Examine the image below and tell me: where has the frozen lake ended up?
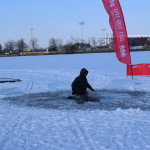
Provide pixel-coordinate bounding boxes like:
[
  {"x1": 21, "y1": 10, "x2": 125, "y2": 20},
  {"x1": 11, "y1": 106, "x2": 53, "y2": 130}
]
[{"x1": 0, "y1": 52, "x2": 150, "y2": 150}]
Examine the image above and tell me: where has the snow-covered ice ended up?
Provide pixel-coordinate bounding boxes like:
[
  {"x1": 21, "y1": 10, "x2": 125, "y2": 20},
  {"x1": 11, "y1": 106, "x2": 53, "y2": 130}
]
[{"x1": 0, "y1": 51, "x2": 150, "y2": 150}]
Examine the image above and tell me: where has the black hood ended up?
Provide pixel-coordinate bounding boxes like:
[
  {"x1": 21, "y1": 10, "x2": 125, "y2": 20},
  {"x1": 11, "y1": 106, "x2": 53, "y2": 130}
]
[{"x1": 80, "y1": 68, "x2": 88, "y2": 76}]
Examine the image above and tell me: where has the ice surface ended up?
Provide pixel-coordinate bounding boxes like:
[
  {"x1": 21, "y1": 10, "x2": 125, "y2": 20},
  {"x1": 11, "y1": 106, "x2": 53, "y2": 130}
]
[{"x1": 0, "y1": 52, "x2": 150, "y2": 150}]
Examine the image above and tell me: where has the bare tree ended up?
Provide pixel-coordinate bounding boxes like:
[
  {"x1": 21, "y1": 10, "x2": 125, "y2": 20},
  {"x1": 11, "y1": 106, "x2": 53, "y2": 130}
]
[
  {"x1": 0, "y1": 44, "x2": 3, "y2": 54},
  {"x1": 56, "y1": 38, "x2": 63, "y2": 51},
  {"x1": 97, "y1": 38, "x2": 101, "y2": 46},
  {"x1": 16, "y1": 38, "x2": 28, "y2": 54},
  {"x1": 70, "y1": 37, "x2": 80, "y2": 44},
  {"x1": 4, "y1": 40, "x2": 15, "y2": 54},
  {"x1": 30, "y1": 38, "x2": 39, "y2": 51},
  {"x1": 89, "y1": 37, "x2": 97, "y2": 48},
  {"x1": 88, "y1": 38, "x2": 92, "y2": 46},
  {"x1": 48, "y1": 38, "x2": 57, "y2": 51},
  {"x1": 64, "y1": 41, "x2": 74, "y2": 54}
]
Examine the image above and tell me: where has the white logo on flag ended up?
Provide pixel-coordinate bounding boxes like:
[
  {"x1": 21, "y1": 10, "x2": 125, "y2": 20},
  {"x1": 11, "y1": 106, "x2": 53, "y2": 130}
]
[
  {"x1": 133, "y1": 65, "x2": 140, "y2": 69},
  {"x1": 120, "y1": 45, "x2": 126, "y2": 58},
  {"x1": 109, "y1": 0, "x2": 115, "y2": 7}
]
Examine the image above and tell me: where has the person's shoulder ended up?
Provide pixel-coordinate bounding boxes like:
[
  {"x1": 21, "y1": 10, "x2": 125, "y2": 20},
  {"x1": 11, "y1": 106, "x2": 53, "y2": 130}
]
[
  {"x1": 74, "y1": 76, "x2": 80, "y2": 80},
  {"x1": 76, "y1": 76, "x2": 81, "y2": 79}
]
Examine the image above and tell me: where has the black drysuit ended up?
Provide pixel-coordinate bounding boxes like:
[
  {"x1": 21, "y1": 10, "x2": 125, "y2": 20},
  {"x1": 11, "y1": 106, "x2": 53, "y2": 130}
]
[{"x1": 71, "y1": 68, "x2": 94, "y2": 95}]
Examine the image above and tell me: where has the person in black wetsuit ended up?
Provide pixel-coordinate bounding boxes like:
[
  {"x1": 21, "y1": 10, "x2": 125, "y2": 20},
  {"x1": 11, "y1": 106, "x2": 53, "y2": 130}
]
[{"x1": 71, "y1": 68, "x2": 94, "y2": 100}]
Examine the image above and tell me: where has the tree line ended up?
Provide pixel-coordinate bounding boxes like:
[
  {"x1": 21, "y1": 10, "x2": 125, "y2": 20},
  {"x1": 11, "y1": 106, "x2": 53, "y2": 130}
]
[
  {"x1": 0, "y1": 37, "x2": 113, "y2": 55},
  {"x1": 0, "y1": 38, "x2": 39, "y2": 55}
]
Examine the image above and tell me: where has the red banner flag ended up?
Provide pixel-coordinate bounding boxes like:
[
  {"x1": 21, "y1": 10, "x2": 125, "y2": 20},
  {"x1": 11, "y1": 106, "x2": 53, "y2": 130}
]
[
  {"x1": 127, "y1": 64, "x2": 150, "y2": 76},
  {"x1": 102, "y1": 0, "x2": 131, "y2": 64}
]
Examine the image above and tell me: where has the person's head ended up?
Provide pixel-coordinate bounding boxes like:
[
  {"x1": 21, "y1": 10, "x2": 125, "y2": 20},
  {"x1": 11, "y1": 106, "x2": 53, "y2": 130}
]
[{"x1": 80, "y1": 68, "x2": 88, "y2": 77}]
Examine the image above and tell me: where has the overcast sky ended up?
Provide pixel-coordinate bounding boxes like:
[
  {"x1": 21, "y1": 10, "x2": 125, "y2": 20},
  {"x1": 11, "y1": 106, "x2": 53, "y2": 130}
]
[{"x1": 1, "y1": 0, "x2": 150, "y2": 47}]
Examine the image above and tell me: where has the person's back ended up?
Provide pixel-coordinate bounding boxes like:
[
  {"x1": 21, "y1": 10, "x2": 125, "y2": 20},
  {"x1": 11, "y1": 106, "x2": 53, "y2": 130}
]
[{"x1": 71, "y1": 68, "x2": 94, "y2": 95}]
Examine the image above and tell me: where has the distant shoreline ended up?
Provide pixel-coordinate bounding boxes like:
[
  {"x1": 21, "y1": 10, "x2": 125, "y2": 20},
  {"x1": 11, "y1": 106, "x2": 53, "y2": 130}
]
[{"x1": 0, "y1": 49, "x2": 150, "y2": 57}]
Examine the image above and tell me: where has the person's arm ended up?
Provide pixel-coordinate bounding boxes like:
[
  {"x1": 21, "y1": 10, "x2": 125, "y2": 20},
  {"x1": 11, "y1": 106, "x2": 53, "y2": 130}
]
[{"x1": 86, "y1": 79, "x2": 94, "y2": 91}]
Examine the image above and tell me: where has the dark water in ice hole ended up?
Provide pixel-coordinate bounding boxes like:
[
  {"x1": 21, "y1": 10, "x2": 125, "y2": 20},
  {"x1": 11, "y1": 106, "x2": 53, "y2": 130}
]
[{"x1": 2, "y1": 89, "x2": 150, "y2": 111}]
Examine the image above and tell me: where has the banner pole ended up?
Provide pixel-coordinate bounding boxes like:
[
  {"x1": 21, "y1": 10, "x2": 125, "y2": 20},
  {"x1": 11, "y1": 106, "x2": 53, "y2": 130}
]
[
  {"x1": 130, "y1": 64, "x2": 134, "y2": 79},
  {"x1": 129, "y1": 49, "x2": 133, "y2": 79}
]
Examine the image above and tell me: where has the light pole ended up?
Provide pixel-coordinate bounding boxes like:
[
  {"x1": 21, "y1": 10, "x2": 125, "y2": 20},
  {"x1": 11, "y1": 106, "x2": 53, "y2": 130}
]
[
  {"x1": 31, "y1": 27, "x2": 33, "y2": 39},
  {"x1": 79, "y1": 22, "x2": 85, "y2": 43},
  {"x1": 102, "y1": 28, "x2": 106, "y2": 45}
]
